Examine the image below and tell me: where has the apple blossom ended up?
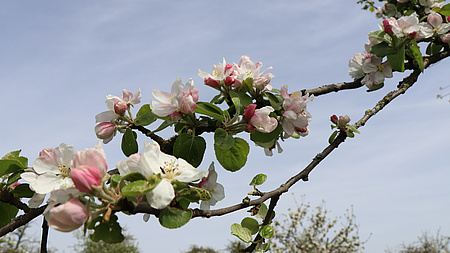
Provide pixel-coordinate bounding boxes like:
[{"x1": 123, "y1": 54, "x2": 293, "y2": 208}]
[
  {"x1": 70, "y1": 165, "x2": 102, "y2": 193},
  {"x1": 116, "y1": 140, "x2": 208, "y2": 209},
  {"x1": 47, "y1": 198, "x2": 88, "y2": 232},
  {"x1": 94, "y1": 89, "x2": 141, "y2": 144},
  {"x1": 198, "y1": 58, "x2": 238, "y2": 88},
  {"x1": 72, "y1": 141, "x2": 107, "y2": 178},
  {"x1": 243, "y1": 104, "x2": 278, "y2": 134},
  {"x1": 384, "y1": 15, "x2": 421, "y2": 39},
  {"x1": 280, "y1": 84, "x2": 313, "y2": 137},
  {"x1": 420, "y1": 12, "x2": 450, "y2": 39},
  {"x1": 198, "y1": 162, "x2": 225, "y2": 210},
  {"x1": 150, "y1": 77, "x2": 199, "y2": 117},
  {"x1": 348, "y1": 53, "x2": 370, "y2": 79},
  {"x1": 94, "y1": 122, "x2": 116, "y2": 143},
  {"x1": 235, "y1": 55, "x2": 274, "y2": 90},
  {"x1": 21, "y1": 143, "x2": 75, "y2": 194}
]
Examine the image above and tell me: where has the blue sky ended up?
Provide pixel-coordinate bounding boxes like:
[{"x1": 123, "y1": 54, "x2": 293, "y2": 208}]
[{"x1": 1, "y1": 1, "x2": 450, "y2": 252}]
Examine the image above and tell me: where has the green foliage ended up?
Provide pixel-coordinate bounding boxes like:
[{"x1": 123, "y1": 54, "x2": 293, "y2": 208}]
[
  {"x1": 120, "y1": 174, "x2": 162, "y2": 197},
  {"x1": 158, "y1": 206, "x2": 192, "y2": 229},
  {"x1": 230, "y1": 223, "x2": 253, "y2": 243},
  {"x1": 173, "y1": 133, "x2": 206, "y2": 168},
  {"x1": 134, "y1": 104, "x2": 156, "y2": 126},
  {"x1": 194, "y1": 102, "x2": 225, "y2": 122},
  {"x1": 89, "y1": 214, "x2": 125, "y2": 244},
  {"x1": 121, "y1": 128, "x2": 138, "y2": 157},
  {"x1": 214, "y1": 128, "x2": 235, "y2": 150},
  {"x1": 183, "y1": 245, "x2": 220, "y2": 253},
  {"x1": 249, "y1": 174, "x2": 267, "y2": 187},
  {"x1": 214, "y1": 137, "x2": 249, "y2": 172}
]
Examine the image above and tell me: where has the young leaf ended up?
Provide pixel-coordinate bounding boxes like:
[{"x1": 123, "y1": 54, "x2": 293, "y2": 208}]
[
  {"x1": 387, "y1": 45, "x2": 405, "y2": 72},
  {"x1": 231, "y1": 223, "x2": 253, "y2": 243},
  {"x1": 135, "y1": 104, "x2": 156, "y2": 126},
  {"x1": 173, "y1": 133, "x2": 206, "y2": 168},
  {"x1": 370, "y1": 41, "x2": 397, "y2": 57},
  {"x1": 0, "y1": 202, "x2": 19, "y2": 228},
  {"x1": 408, "y1": 40, "x2": 424, "y2": 72},
  {"x1": 264, "y1": 92, "x2": 282, "y2": 111},
  {"x1": 214, "y1": 137, "x2": 249, "y2": 172},
  {"x1": 11, "y1": 184, "x2": 34, "y2": 198},
  {"x1": 195, "y1": 102, "x2": 225, "y2": 122},
  {"x1": 159, "y1": 207, "x2": 192, "y2": 229},
  {"x1": 214, "y1": 128, "x2": 235, "y2": 150},
  {"x1": 241, "y1": 217, "x2": 260, "y2": 235},
  {"x1": 120, "y1": 179, "x2": 161, "y2": 197},
  {"x1": 121, "y1": 128, "x2": 138, "y2": 157},
  {"x1": 426, "y1": 42, "x2": 443, "y2": 55},
  {"x1": 259, "y1": 225, "x2": 274, "y2": 239},
  {"x1": 249, "y1": 174, "x2": 267, "y2": 186},
  {"x1": 439, "y1": 3, "x2": 450, "y2": 16},
  {"x1": 328, "y1": 130, "x2": 338, "y2": 144},
  {"x1": 89, "y1": 214, "x2": 125, "y2": 243},
  {"x1": 250, "y1": 124, "x2": 282, "y2": 145}
]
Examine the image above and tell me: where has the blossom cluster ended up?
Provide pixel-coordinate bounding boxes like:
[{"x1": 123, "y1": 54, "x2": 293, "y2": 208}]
[
  {"x1": 198, "y1": 55, "x2": 274, "y2": 91},
  {"x1": 349, "y1": 1, "x2": 450, "y2": 90},
  {"x1": 20, "y1": 139, "x2": 224, "y2": 232}
]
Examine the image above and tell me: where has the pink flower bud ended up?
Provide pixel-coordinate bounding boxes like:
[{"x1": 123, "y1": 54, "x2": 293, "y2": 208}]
[
  {"x1": 95, "y1": 122, "x2": 115, "y2": 140},
  {"x1": 441, "y1": 33, "x2": 450, "y2": 43},
  {"x1": 47, "y1": 198, "x2": 88, "y2": 232},
  {"x1": 338, "y1": 115, "x2": 351, "y2": 126},
  {"x1": 383, "y1": 19, "x2": 394, "y2": 35},
  {"x1": 224, "y1": 76, "x2": 236, "y2": 86},
  {"x1": 204, "y1": 77, "x2": 220, "y2": 88},
  {"x1": 447, "y1": 16, "x2": 450, "y2": 23},
  {"x1": 330, "y1": 115, "x2": 338, "y2": 124},
  {"x1": 70, "y1": 165, "x2": 102, "y2": 193},
  {"x1": 114, "y1": 101, "x2": 128, "y2": 114},
  {"x1": 243, "y1": 104, "x2": 257, "y2": 121}
]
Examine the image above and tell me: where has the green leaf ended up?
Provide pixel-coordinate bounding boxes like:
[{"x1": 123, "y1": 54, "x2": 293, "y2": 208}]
[
  {"x1": 387, "y1": 45, "x2": 405, "y2": 72},
  {"x1": 135, "y1": 104, "x2": 156, "y2": 126},
  {"x1": 195, "y1": 102, "x2": 224, "y2": 122},
  {"x1": 0, "y1": 202, "x2": 19, "y2": 228},
  {"x1": 159, "y1": 207, "x2": 192, "y2": 229},
  {"x1": 408, "y1": 40, "x2": 424, "y2": 72},
  {"x1": 426, "y1": 42, "x2": 443, "y2": 55},
  {"x1": 214, "y1": 137, "x2": 249, "y2": 172},
  {"x1": 0, "y1": 150, "x2": 28, "y2": 177},
  {"x1": 121, "y1": 178, "x2": 159, "y2": 197},
  {"x1": 264, "y1": 92, "x2": 282, "y2": 111},
  {"x1": 177, "y1": 187, "x2": 211, "y2": 203},
  {"x1": 249, "y1": 174, "x2": 267, "y2": 186},
  {"x1": 328, "y1": 130, "x2": 338, "y2": 144},
  {"x1": 121, "y1": 128, "x2": 138, "y2": 157},
  {"x1": 11, "y1": 184, "x2": 34, "y2": 198},
  {"x1": 231, "y1": 223, "x2": 253, "y2": 243},
  {"x1": 439, "y1": 3, "x2": 450, "y2": 16},
  {"x1": 0, "y1": 160, "x2": 26, "y2": 177},
  {"x1": 242, "y1": 77, "x2": 254, "y2": 93},
  {"x1": 250, "y1": 124, "x2": 282, "y2": 148},
  {"x1": 173, "y1": 134, "x2": 206, "y2": 168},
  {"x1": 259, "y1": 225, "x2": 274, "y2": 239},
  {"x1": 370, "y1": 41, "x2": 397, "y2": 57},
  {"x1": 346, "y1": 131, "x2": 355, "y2": 138},
  {"x1": 346, "y1": 125, "x2": 360, "y2": 134},
  {"x1": 255, "y1": 203, "x2": 268, "y2": 219},
  {"x1": 368, "y1": 30, "x2": 391, "y2": 44},
  {"x1": 255, "y1": 242, "x2": 270, "y2": 252},
  {"x1": 110, "y1": 174, "x2": 121, "y2": 188},
  {"x1": 214, "y1": 128, "x2": 235, "y2": 150},
  {"x1": 210, "y1": 94, "x2": 222, "y2": 104},
  {"x1": 229, "y1": 90, "x2": 242, "y2": 111},
  {"x1": 89, "y1": 214, "x2": 124, "y2": 243},
  {"x1": 241, "y1": 217, "x2": 259, "y2": 235}
]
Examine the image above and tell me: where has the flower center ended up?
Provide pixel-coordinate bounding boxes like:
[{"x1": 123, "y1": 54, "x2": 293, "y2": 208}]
[
  {"x1": 58, "y1": 163, "x2": 70, "y2": 177},
  {"x1": 160, "y1": 160, "x2": 179, "y2": 181},
  {"x1": 213, "y1": 70, "x2": 221, "y2": 77},
  {"x1": 377, "y1": 64, "x2": 384, "y2": 72}
]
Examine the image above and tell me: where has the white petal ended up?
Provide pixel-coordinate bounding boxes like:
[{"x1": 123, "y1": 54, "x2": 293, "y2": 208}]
[{"x1": 146, "y1": 179, "x2": 174, "y2": 209}]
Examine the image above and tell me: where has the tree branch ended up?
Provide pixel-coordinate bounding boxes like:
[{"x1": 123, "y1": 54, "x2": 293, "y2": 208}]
[{"x1": 0, "y1": 205, "x2": 47, "y2": 238}]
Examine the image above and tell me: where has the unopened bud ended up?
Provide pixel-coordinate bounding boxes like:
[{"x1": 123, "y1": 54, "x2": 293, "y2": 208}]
[
  {"x1": 114, "y1": 101, "x2": 128, "y2": 114},
  {"x1": 95, "y1": 122, "x2": 115, "y2": 140},
  {"x1": 338, "y1": 115, "x2": 351, "y2": 126},
  {"x1": 330, "y1": 115, "x2": 338, "y2": 124},
  {"x1": 70, "y1": 165, "x2": 102, "y2": 193},
  {"x1": 47, "y1": 198, "x2": 88, "y2": 232},
  {"x1": 204, "y1": 77, "x2": 220, "y2": 88}
]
